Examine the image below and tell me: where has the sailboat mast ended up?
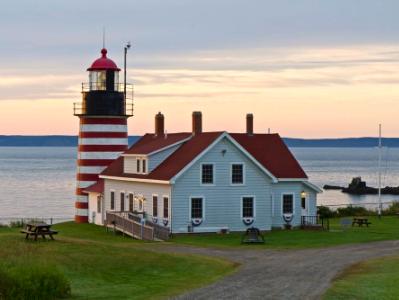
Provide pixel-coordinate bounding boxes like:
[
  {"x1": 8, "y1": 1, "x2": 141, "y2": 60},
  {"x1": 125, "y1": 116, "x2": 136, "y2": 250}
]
[{"x1": 378, "y1": 124, "x2": 382, "y2": 218}]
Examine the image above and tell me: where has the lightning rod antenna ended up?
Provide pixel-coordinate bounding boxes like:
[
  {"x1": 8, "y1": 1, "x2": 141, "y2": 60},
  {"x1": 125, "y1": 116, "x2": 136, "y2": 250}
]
[{"x1": 102, "y1": 27, "x2": 106, "y2": 49}]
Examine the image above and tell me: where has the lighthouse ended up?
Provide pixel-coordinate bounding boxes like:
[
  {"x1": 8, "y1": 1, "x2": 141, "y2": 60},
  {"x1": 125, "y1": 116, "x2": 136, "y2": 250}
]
[{"x1": 73, "y1": 48, "x2": 133, "y2": 223}]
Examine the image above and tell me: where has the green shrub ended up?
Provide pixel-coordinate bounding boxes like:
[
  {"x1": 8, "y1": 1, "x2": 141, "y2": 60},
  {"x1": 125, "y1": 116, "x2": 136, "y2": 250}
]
[
  {"x1": 9, "y1": 220, "x2": 25, "y2": 228},
  {"x1": 317, "y1": 206, "x2": 335, "y2": 218},
  {"x1": 0, "y1": 260, "x2": 71, "y2": 299},
  {"x1": 383, "y1": 202, "x2": 399, "y2": 216},
  {"x1": 336, "y1": 205, "x2": 375, "y2": 217}
]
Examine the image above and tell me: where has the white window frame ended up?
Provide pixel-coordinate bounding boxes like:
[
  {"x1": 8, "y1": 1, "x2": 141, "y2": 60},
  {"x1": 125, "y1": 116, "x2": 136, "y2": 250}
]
[
  {"x1": 110, "y1": 189, "x2": 115, "y2": 211},
  {"x1": 230, "y1": 162, "x2": 246, "y2": 186},
  {"x1": 241, "y1": 195, "x2": 256, "y2": 219},
  {"x1": 119, "y1": 190, "x2": 125, "y2": 211},
  {"x1": 97, "y1": 195, "x2": 102, "y2": 214},
  {"x1": 152, "y1": 194, "x2": 159, "y2": 217},
  {"x1": 189, "y1": 196, "x2": 205, "y2": 221},
  {"x1": 162, "y1": 195, "x2": 170, "y2": 219},
  {"x1": 136, "y1": 158, "x2": 141, "y2": 173},
  {"x1": 200, "y1": 163, "x2": 215, "y2": 186},
  {"x1": 128, "y1": 192, "x2": 134, "y2": 212},
  {"x1": 142, "y1": 159, "x2": 147, "y2": 174},
  {"x1": 301, "y1": 195, "x2": 307, "y2": 210},
  {"x1": 281, "y1": 193, "x2": 295, "y2": 215}
]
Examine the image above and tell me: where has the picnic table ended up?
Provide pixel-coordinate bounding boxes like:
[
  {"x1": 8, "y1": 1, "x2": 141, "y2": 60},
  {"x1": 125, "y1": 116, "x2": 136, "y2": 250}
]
[
  {"x1": 352, "y1": 217, "x2": 372, "y2": 227},
  {"x1": 20, "y1": 223, "x2": 58, "y2": 241}
]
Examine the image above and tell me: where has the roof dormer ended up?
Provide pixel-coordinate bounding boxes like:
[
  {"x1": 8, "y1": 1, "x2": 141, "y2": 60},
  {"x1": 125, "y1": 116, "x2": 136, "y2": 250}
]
[{"x1": 123, "y1": 155, "x2": 148, "y2": 175}]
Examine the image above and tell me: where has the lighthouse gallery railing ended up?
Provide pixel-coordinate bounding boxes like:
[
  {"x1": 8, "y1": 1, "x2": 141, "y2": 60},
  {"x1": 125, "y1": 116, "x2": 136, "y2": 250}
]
[{"x1": 73, "y1": 83, "x2": 134, "y2": 116}]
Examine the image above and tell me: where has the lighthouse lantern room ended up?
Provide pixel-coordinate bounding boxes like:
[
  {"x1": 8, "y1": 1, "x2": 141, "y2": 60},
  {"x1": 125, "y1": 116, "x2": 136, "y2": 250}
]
[{"x1": 73, "y1": 48, "x2": 133, "y2": 223}]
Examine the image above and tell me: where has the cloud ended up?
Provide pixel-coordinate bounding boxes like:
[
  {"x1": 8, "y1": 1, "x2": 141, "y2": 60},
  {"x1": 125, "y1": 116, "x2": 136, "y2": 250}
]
[{"x1": 1, "y1": 45, "x2": 399, "y2": 102}]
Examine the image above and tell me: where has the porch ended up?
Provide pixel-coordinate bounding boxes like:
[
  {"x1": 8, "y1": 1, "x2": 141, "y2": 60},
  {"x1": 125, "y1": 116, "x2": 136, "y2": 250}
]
[{"x1": 301, "y1": 215, "x2": 330, "y2": 230}]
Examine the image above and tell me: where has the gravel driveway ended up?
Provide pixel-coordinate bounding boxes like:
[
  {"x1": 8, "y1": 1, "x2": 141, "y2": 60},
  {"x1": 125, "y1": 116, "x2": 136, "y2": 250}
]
[{"x1": 152, "y1": 240, "x2": 399, "y2": 300}]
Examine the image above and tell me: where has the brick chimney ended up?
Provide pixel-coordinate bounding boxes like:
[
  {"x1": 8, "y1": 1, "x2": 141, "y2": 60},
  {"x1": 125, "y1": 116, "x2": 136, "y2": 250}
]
[
  {"x1": 155, "y1": 112, "x2": 164, "y2": 137},
  {"x1": 192, "y1": 111, "x2": 202, "y2": 135},
  {"x1": 246, "y1": 113, "x2": 253, "y2": 136}
]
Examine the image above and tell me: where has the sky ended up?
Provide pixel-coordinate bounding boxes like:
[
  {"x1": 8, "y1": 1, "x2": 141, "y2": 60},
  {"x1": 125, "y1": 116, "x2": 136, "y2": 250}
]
[{"x1": 0, "y1": 0, "x2": 399, "y2": 138}]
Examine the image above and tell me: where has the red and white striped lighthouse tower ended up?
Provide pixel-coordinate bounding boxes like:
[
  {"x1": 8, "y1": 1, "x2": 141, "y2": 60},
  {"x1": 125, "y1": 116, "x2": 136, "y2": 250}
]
[{"x1": 73, "y1": 48, "x2": 133, "y2": 223}]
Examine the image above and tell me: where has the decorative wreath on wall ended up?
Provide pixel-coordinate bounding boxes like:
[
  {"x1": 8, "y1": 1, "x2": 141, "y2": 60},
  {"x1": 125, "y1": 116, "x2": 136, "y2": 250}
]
[
  {"x1": 152, "y1": 217, "x2": 158, "y2": 223},
  {"x1": 242, "y1": 217, "x2": 254, "y2": 226},
  {"x1": 163, "y1": 218, "x2": 169, "y2": 226},
  {"x1": 283, "y1": 213, "x2": 294, "y2": 224},
  {"x1": 191, "y1": 218, "x2": 203, "y2": 226}
]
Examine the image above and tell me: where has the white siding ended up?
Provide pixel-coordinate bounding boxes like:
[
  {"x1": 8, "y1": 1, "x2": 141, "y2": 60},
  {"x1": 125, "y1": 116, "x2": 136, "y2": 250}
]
[
  {"x1": 88, "y1": 192, "x2": 103, "y2": 225},
  {"x1": 124, "y1": 156, "x2": 138, "y2": 173},
  {"x1": 271, "y1": 182, "x2": 318, "y2": 227},
  {"x1": 103, "y1": 179, "x2": 171, "y2": 226},
  {"x1": 172, "y1": 137, "x2": 274, "y2": 233}
]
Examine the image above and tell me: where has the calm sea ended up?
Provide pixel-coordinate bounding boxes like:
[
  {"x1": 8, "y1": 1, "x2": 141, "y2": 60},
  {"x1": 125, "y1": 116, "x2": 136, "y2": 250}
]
[{"x1": 0, "y1": 147, "x2": 398, "y2": 219}]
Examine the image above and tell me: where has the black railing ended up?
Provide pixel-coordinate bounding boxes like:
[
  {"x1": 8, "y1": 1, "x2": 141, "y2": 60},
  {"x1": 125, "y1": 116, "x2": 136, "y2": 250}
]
[{"x1": 301, "y1": 215, "x2": 329, "y2": 230}]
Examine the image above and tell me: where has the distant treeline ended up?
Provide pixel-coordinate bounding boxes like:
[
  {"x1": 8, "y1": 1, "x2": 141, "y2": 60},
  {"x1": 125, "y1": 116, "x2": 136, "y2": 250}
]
[
  {"x1": 284, "y1": 137, "x2": 399, "y2": 148},
  {"x1": 0, "y1": 136, "x2": 141, "y2": 147},
  {"x1": 0, "y1": 136, "x2": 399, "y2": 147}
]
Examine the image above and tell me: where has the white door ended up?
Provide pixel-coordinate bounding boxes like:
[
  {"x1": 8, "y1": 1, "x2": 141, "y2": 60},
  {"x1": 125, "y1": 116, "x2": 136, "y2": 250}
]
[{"x1": 301, "y1": 196, "x2": 308, "y2": 216}]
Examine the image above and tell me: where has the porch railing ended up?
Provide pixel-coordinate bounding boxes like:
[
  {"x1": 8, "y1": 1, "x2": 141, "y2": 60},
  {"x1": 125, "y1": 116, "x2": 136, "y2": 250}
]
[
  {"x1": 105, "y1": 211, "x2": 170, "y2": 241},
  {"x1": 301, "y1": 215, "x2": 329, "y2": 230}
]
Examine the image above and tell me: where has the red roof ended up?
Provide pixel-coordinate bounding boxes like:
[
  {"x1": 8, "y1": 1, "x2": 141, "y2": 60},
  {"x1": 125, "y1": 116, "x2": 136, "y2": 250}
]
[
  {"x1": 124, "y1": 133, "x2": 192, "y2": 155},
  {"x1": 83, "y1": 179, "x2": 104, "y2": 194},
  {"x1": 101, "y1": 132, "x2": 307, "y2": 181},
  {"x1": 87, "y1": 48, "x2": 120, "y2": 71},
  {"x1": 230, "y1": 133, "x2": 307, "y2": 179},
  {"x1": 102, "y1": 132, "x2": 223, "y2": 180}
]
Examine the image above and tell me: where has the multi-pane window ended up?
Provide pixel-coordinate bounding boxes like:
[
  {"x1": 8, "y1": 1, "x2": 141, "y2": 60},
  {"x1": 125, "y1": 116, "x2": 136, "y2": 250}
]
[
  {"x1": 201, "y1": 164, "x2": 214, "y2": 184},
  {"x1": 97, "y1": 196, "x2": 101, "y2": 214},
  {"x1": 120, "y1": 192, "x2": 125, "y2": 211},
  {"x1": 283, "y1": 194, "x2": 294, "y2": 214},
  {"x1": 163, "y1": 197, "x2": 169, "y2": 218},
  {"x1": 191, "y1": 198, "x2": 203, "y2": 219},
  {"x1": 153, "y1": 195, "x2": 158, "y2": 217},
  {"x1": 110, "y1": 191, "x2": 115, "y2": 210},
  {"x1": 242, "y1": 197, "x2": 254, "y2": 218},
  {"x1": 231, "y1": 164, "x2": 244, "y2": 184},
  {"x1": 129, "y1": 193, "x2": 134, "y2": 212},
  {"x1": 142, "y1": 160, "x2": 146, "y2": 173},
  {"x1": 136, "y1": 159, "x2": 140, "y2": 173}
]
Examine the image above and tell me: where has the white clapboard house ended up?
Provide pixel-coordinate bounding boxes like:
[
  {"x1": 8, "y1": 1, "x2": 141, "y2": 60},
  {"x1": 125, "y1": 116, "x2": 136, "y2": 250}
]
[{"x1": 84, "y1": 112, "x2": 322, "y2": 233}]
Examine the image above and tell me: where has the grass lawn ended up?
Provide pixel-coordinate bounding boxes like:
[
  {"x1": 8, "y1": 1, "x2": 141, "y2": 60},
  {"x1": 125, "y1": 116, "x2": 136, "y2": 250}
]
[
  {"x1": 170, "y1": 216, "x2": 399, "y2": 249},
  {"x1": 0, "y1": 222, "x2": 236, "y2": 299},
  {"x1": 324, "y1": 255, "x2": 399, "y2": 300}
]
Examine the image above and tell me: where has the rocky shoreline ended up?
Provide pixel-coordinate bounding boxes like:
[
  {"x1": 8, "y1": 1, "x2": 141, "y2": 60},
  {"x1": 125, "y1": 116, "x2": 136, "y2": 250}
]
[{"x1": 324, "y1": 177, "x2": 399, "y2": 195}]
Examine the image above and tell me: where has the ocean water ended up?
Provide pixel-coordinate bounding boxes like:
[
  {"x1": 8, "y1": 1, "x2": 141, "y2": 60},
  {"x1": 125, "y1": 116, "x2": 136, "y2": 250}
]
[{"x1": 0, "y1": 147, "x2": 398, "y2": 219}]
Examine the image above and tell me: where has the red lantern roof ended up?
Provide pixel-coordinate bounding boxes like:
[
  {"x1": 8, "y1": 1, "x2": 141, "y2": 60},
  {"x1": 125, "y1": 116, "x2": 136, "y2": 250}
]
[{"x1": 87, "y1": 48, "x2": 120, "y2": 71}]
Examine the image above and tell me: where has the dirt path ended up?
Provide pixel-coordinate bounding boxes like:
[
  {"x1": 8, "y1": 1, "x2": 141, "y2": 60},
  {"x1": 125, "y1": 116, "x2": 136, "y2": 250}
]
[{"x1": 150, "y1": 240, "x2": 399, "y2": 300}]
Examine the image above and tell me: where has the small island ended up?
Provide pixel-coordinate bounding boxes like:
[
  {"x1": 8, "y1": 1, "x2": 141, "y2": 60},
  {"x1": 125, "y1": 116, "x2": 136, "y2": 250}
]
[{"x1": 324, "y1": 177, "x2": 399, "y2": 195}]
